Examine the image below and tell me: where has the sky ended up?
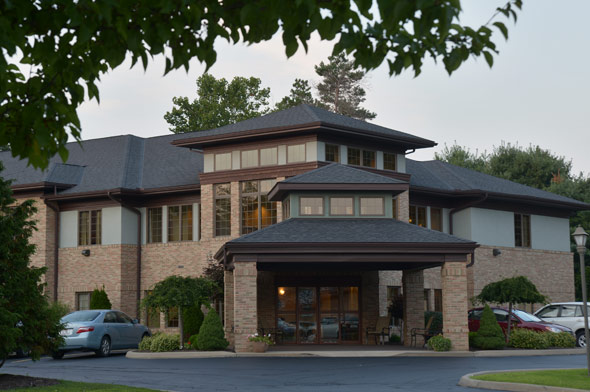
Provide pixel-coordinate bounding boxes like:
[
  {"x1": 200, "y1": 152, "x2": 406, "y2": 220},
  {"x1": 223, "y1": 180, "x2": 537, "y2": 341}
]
[{"x1": 77, "y1": 1, "x2": 590, "y2": 174}]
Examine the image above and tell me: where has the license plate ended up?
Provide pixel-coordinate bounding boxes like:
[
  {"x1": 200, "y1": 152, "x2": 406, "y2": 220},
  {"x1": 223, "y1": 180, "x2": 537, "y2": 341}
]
[{"x1": 60, "y1": 329, "x2": 73, "y2": 336}]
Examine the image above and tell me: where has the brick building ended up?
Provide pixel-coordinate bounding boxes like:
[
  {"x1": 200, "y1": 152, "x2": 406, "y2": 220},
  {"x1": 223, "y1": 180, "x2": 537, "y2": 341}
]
[{"x1": 2, "y1": 104, "x2": 587, "y2": 351}]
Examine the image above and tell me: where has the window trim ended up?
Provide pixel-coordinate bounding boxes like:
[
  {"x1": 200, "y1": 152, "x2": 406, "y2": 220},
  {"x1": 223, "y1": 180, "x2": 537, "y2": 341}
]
[
  {"x1": 167, "y1": 204, "x2": 193, "y2": 242},
  {"x1": 299, "y1": 196, "x2": 325, "y2": 216},
  {"x1": 359, "y1": 197, "x2": 385, "y2": 216},
  {"x1": 214, "y1": 183, "x2": 232, "y2": 237},
  {"x1": 287, "y1": 143, "x2": 306, "y2": 164},
  {"x1": 329, "y1": 197, "x2": 355, "y2": 216}
]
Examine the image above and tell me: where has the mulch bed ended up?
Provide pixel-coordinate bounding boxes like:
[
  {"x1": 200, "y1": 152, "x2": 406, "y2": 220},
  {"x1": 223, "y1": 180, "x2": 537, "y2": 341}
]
[{"x1": 0, "y1": 374, "x2": 60, "y2": 390}]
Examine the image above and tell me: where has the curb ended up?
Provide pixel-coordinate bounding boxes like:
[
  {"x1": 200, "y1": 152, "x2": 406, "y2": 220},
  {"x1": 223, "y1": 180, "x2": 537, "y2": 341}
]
[
  {"x1": 458, "y1": 369, "x2": 584, "y2": 392},
  {"x1": 126, "y1": 348, "x2": 584, "y2": 360}
]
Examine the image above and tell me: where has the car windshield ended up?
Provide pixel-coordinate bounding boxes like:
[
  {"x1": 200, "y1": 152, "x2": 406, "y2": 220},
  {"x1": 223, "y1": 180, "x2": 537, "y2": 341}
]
[
  {"x1": 513, "y1": 309, "x2": 542, "y2": 322},
  {"x1": 62, "y1": 311, "x2": 101, "y2": 323}
]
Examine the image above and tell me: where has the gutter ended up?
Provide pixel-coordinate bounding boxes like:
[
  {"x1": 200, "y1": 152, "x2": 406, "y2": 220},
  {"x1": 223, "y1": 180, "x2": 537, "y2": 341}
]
[
  {"x1": 43, "y1": 186, "x2": 60, "y2": 302},
  {"x1": 107, "y1": 192, "x2": 142, "y2": 318},
  {"x1": 449, "y1": 193, "x2": 488, "y2": 268}
]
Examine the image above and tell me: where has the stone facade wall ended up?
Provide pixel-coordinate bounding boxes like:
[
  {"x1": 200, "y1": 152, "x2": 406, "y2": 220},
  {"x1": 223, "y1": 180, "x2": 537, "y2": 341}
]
[
  {"x1": 233, "y1": 261, "x2": 257, "y2": 352},
  {"x1": 441, "y1": 261, "x2": 469, "y2": 351},
  {"x1": 402, "y1": 269, "x2": 424, "y2": 346}
]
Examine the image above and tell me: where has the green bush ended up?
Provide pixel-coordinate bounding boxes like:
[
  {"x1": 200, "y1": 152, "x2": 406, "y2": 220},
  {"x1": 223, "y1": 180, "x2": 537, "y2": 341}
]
[
  {"x1": 187, "y1": 334, "x2": 199, "y2": 350},
  {"x1": 427, "y1": 334, "x2": 451, "y2": 351},
  {"x1": 472, "y1": 305, "x2": 505, "y2": 350},
  {"x1": 138, "y1": 333, "x2": 156, "y2": 351},
  {"x1": 183, "y1": 304, "x2": 204, "y2": 341},
  {"x1": 546, "y1": 332, "x2": 576, "y2": 348},
  {"x1": 89, "y1": 287, "x2": 112, "y2": 310},
  {"x1": 468, "y1": 331, "x2": 478, "y2": 348},
  {"x1": 196, "y1": 309, "x2": 229, "y2": 351},
  {"x1": 509, "y1": 328, "x2": 550, "y2": 349},
  {"x1": 424, "y1": 311, "x2": 443, "y2": 334},
  {"x1": 148, "y1": 333, "x2": 180, "y2": 352},
  {"x1": 388, "y1": 334, "x2": 401, "y2": 344}
]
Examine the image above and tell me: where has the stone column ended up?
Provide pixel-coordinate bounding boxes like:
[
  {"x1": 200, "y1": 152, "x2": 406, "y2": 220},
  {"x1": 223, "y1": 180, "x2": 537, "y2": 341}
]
[
  {"x1": 224, "y1": 269, "x2": 235, "y2": 348},
  {"x1": 233, "y1": 261, "x2": 257, "y2": 352},
  {"x1": 402, "y1": 269, "x2": 424, "y2": 346},
  {"x1": 441, "y1": 260, "x2": 469, "y2": 351},
  {"x1": 397, "y1": 190, "x2": 410, "y2": 222}
]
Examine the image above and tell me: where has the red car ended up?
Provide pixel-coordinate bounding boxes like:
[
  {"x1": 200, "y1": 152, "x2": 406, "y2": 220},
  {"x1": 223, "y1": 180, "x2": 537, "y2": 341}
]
[{"x1": 468, "y1": 307, "x2": 573, "y2": 335}]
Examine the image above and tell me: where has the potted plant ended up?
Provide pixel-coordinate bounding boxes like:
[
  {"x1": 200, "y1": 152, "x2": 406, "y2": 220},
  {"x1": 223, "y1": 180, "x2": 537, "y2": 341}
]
[{"x1": 248, "y1": 333, "x2": 273, "y2": 353}]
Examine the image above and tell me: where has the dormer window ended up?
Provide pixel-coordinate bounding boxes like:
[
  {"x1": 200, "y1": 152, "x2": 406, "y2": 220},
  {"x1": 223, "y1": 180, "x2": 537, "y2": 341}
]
[
  {"x1": 360, "y1": 197, "x2": 384, "y2": 216},
  {"x1": 347, "y1": 148, "x2": 361, "y2": 165},
  {"x1": 330, "y1": 197, "x2": 354, "y2": 216},
  {"x1": 384, "y1": 152, "x2": 397, "y2": 171},
  {"x1": 325, "y1": 144, "x2": 340, "y2": 163},
  {"x1": 300, "y1": 197, "x2": 324, "y2": 216}
]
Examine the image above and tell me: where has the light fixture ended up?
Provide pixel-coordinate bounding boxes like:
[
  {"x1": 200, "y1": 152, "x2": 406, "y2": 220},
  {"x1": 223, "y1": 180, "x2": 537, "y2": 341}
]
[
  {"x1": 278, "y1": 287, "x2": 285, "y2": 296},
  {"x1": 572, "y1": 226, "x2": 590, "y2": 376},
  {"x1": 573, "y1": 226, "x2": 589, "y2": 247},
  {"x1": 81, "y1": 249, "x2": 90, "y2": 257},
  {"x1": 493, "y1": 248, "x2": 502, "y2": 257}
]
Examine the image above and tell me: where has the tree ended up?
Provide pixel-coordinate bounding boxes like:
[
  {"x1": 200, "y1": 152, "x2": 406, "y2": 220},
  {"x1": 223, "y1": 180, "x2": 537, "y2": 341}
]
[
  {"x1": 142, "y1": 276, "x2": 218, "y2": 349},
  {"x1": 182, "y1": 303, "x2": 204, "y2": 342},
  {"x1": 164, "y1": 74, "x2": 271, "y2": 133},
  {"x1": 0, "y1": 164, "x2": 64, "y2": 367},
  {"x1": 203, "y1": 257, "x2": 224, "y2": 302},
  {"x1": 475, "y1": 276, "x2": 547, "y2": 343},
  {"x1": 274, "y1": 79, "x2": 315, "y2": 111},
  {"x1": 195, "y1": 309, "x2": 228, "y2": 351},
  {"x1": 1, "y1": 1, "x2": 521, "y2": 168},
  {"x1": 472, "y1": 304, "x2": 505, "y2": 349},
  {"x1": 434, "y1": 143, "x2": 489, "y2": 173},
  {"x1": 315, "y1": 53, "x2": 376, "y2": 121},
  {"x1": 89, "y1": 286, "x2": 112, "y2": 310}
]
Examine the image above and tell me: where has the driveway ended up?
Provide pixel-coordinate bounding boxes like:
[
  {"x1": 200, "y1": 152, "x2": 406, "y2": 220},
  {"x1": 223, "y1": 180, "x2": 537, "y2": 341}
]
[{"x1": 2, "y1": 352, "x2": 586, "y2": 391}]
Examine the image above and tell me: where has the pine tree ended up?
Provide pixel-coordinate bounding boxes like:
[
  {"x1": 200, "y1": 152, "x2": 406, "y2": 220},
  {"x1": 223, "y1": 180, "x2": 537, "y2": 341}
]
[
  {"x1": 183, "y1": 303, "x2": 204, "y2": 341},
  {"x1": 89, "y1": 286, "x2": 112, "y2": 309},
  {"x1": 275, "y1": 79, "x2": 315, "y2": 111},
  {"x1": 315, "y1": 53, "x2": 376, "y2": 121},
  {"x1": 472, "y1": 304, "x2": 506, "y2": 350},
  {"x1": 196, "y1": 309, "x2": 228, "y2": 351}
]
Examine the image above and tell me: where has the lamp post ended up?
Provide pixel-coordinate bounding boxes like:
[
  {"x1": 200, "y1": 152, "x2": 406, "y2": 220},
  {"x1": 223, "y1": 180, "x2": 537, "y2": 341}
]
[{"x1": 573, "y1": 226, "x2": 590, "y2": 376}]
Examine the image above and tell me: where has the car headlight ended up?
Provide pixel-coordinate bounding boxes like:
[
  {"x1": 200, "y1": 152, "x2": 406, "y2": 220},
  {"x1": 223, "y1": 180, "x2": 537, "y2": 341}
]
[{"x1": 545, "y1": 326, "x2": 560, "y2": 333}]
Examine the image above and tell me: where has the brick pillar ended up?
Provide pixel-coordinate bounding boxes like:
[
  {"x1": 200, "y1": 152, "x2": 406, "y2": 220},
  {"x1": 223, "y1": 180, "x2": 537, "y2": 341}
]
[
  {"x1": 403, "y1": 269, "x2": 424, "y2": 346},
  {"x1": 233, "y1": 261, "x2": 257, "y2": 352},
  {"x1": 224, "y1": 269, "x2": 235, "y2": 348},
  {"x1": 441, "y1": 261, "x2": 469, "y2": 351}
]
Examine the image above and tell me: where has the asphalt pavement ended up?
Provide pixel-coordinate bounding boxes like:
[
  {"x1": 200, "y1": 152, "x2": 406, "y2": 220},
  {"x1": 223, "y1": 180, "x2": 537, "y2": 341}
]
[{"x1": 1, "y1": 352, "x2": 586, "y2": 392}]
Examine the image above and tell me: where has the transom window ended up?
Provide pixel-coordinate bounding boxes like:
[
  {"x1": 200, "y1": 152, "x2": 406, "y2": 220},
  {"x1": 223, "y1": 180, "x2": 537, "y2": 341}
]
[
  {"x1": 240, "y1": 179, "x2": 277, "y2": 234},
  {"x1": 514, "y1": 213, "x2": 531, "y2": 247},
  {"x1": 409, "y1": 205, "x2": 426, "y2": 227},
  {"x1": 241, "y1": 149, "x2": 259, "y2": 168},
  {"x1": 300, "y1": 197, "x2": 324, "y2": 216},
  {"x1": 360, "y1": 197, "x2": 384, "y2": 215},
  {"x1": 168, "y1": 205, "x2": 193, "y2": 242},
  {"x1": 79, "y1": 210, "x2": 101, "y2": 245},
  {"x1": 383, "y1": 152, "x2": 396, "y2": 171},
  {"x1": 214, "y1": 183, "x2": 231, "y2": 237},
  {"x1": 260, "y1": 147, "x2": 278, "y2": 166},
  {"x1": 330, "y1": 197, "x2": 354, "y2": 216},
  {"x1": 325, "y1": 144, "x2": 340, "y2": 163},
  {"x1": 215, "y1": 152, "x2": 232, "y2": 171},
  {"x1": 147, "y1": 207, "x2": 162, "y2": 243},
  {"x1": 287, "y1": 144, "x2": 306, "y2": 163}
]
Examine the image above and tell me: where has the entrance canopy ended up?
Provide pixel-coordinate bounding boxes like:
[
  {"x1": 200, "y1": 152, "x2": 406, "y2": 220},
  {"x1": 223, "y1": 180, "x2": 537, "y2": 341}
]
[{"x1": 216, "y1": 218, "x2": 478, "y2": 271}]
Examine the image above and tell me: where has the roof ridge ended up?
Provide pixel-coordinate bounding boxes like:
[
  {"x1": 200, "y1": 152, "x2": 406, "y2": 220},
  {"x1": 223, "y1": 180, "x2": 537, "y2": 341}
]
[{"x1": 300, "y1": 104, "x2": 322, "y2": 122}]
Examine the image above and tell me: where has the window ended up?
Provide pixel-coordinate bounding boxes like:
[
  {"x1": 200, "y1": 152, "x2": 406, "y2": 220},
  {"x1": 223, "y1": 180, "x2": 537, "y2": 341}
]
[
  {"x1": 409, "y1": 205, "x2": 426, "y2": 227},
  {"x1": 330, "y1": 197, "x2": 354, "y2": 216},
  {"x1": 560, "y1": 305, "x2": 577, "y2": 317},
  {"x1": 215, "y1": 152, "x2": 232, "y2": 171},
  {"x1": 240, "y1": 179, "x2": 277, "y2": 234},
  {"x1": 287, "y1": 144, "x2": 305, "y2": 163},
  {"x1": 493, "y1": 309, "x2": 509, "y2": 322},
  {"x1": 424, "y1": 289, "x2": 430, "y2": 311},
  {"x1": 76, "y1": 292, "x2": 91, "y2": 310},
  {"x1": 347, "y1": 148, "x2": 361, "y2": 165},
  {"x1": 325, "y1": 144, "x2": 340, "y2": 162},
  {"x1": 144, "y1": 291, "x2": 160, "y2": 328},
  {"x1": 260, "y1": 147, "x2": 278, "y2": 166},
  {"x1": 241, "y1": 149, "x2": 258, "y2": 168},
  {"x1": 392, "y1": 198, "x2": 398, "y2": 220},
  {"x1": 362, "y1": 150, "x2": 376, "y2": 168},
  {"x1": 430, "y1": 207, "x2": 442, "y2": 231},
  {"x1": 514, "y1": 213, "x2": 531, "y2": 247},
  {"x1": 214, "y1": 183, "x2": 231, "y2": 237},
  {"x1": 360, "y1": 197, "x2": 384, "y2": 215},
  {"x1": 166, "y1": 307, "x2": 179, "y2": 328},
  {"x1": 434, "y1": 289, "x2": 442, "y2": 312},
  {"x1": 147, "y1": 207, "x2": 162, "y2": 243},
  {"x1": 104, "y1": 312, "x2": 118, "y2": 323},
  {"x1": 300, "y1": 197, "x2": 324, "y2": 216},
  {"x1": 283, "y1": 198, "x2": 291, "y2": 220},
  {"x1": 168, "y1": 205, "x2": 193, "y2": 242},
  {"x1": 537, "y1": 305, "x2": 559, "y2": 318},
  {"x1": 383, "y1": 152, "x2": 396, "y2": 171},
  {"x1": 79, "y1": 210, "x2": 101, "y2": 245}
]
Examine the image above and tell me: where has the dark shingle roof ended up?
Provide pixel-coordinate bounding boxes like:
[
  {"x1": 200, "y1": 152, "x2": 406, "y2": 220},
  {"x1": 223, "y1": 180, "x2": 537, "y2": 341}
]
[
  {"x1": 231, "y1": 218, "x2": 474, "y2": 244},
  {"x1": 406, "y1": 159, "x2": 588, "y2": 206},
  {"x1": 282, "y1": 163, "x2": 406, "y2": 185}
]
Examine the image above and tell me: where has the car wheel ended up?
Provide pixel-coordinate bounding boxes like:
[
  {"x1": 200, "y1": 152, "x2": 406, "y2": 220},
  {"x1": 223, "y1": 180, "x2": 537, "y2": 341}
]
[
  {"x1": 95, "y1": 336, "x2": 111, "y2": 357},
  {"x1": 577, "y1": 331, "x2": 586, "y2": 347},
  {"x1": 51, "y1": 350, "x2": 65, "y2": 360}
]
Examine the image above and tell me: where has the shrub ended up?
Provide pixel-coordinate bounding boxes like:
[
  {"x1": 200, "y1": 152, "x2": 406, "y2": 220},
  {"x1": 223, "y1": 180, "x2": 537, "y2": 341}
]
[
  {"x1": 89, "y1": 287, "x2": 112, "y2": 310},
  {"x1": 183, "y1": 304, "x2": 204, "y2": 341},
  {"x1": 187, "y1": 334, "x2": 199, "y2": 350},
  {"x1": 546, "y1": 331, "x2": 576, "y2": 348},
  {"x1": 248, "y1": 333, "x2": 274, "y2": 345},
  {"x1": 468, "y1": 332, "x2": 478, "y2": 348},
  {"x1": 388, "y1": 334, "x2": 401, "y2": 344},
  {"x1": 509, "y1": 328, "x2": 549, "y2": 349},
  {"x1": 196, "y1": 309, "x2": 229, "y2": 351},
  {"x1": 427, "y1": 334, "x2": 451, "y2": 351},
  {"x1": 472, "y1": 304, "x2": 505, "y2": 350},
  {"x1": 149, "y1": 333, "x2": 180, "y2": 352},
  {"x1": 424, "y1": 311, "x2": 443, "y2": 334}
]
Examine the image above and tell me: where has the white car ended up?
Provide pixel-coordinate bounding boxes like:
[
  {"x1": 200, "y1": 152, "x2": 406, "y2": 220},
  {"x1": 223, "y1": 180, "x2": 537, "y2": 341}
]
[{"x1": 535, "y1": 302, "x2": 590, "y2": 347}]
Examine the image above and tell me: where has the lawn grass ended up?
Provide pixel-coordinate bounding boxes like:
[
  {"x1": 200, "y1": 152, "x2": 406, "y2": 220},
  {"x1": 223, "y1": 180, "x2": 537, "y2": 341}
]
[
  {"x1": 473, "y1": 369, "x2": 590, "y2": 390},
  {"x1": 5, "y1": 380, "x2": 159, "y2": 391}
]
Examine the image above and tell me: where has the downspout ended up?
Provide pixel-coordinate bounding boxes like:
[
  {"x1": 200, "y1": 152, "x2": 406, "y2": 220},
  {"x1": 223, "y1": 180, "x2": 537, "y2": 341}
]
[
  {"x1": 107, "y1": 192, "x2": 142, "y2": 318},
  {"x1": 44, "y1": 186, "x2": 60, "y2": 302},
  {"x1": 449, "y1": 192, "x2": 488, "y2": 268}
]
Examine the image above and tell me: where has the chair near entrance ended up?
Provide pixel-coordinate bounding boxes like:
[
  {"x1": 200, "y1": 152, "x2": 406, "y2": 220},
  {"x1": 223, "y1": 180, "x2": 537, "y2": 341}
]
[
  {"x1": 365, "y1": 316, "x2": 392, "y2": 345},
  {"x1": 410, "y1": 315, "x2": 441, "y2": 346}
]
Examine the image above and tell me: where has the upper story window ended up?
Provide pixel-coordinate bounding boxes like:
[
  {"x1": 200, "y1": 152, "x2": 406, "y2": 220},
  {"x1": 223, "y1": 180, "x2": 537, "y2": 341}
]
[
  {"x1": 383, "y1": 152, "x2": 396, "y2": 171},
  {"x1": 347, "y1": 148, "x2": 361, "y2": 166},
  {"x1": 360, "y1": 197, "x2": 384, "y2": 215},
  {"x1": 348, "y1": 147, "x2": 376, "y2": 168},
  {"x1": 215, "y1": 153, "x2": 232, "y2": 171},
  {"x1": 79, "y1": 210, "x2": 101, "y2": 245},
  {"x1": 168, "y1": 205, "x2": 193, "y2": 242},
  {"x1": 241, "y1": 179, "x2": 277, "y2": 234},
  {"x1": 514, "y1": 213, "x2": 531, "y2": 247},
  {"x1": 330, "y1": 197, "x2": 354, "y2": 216},
  {"x1": 260, "y1": 147, "x2": 278, "y2": 166},
  {"x1": 287, "y1": 144, "x2": 306, "y2": 163},
  {"x1": 241, "y1": 149, "x2": 258, "y2": 168},
  {"x1": 409, "y1": 205, "x2": 426, "y2": 227},
  {"x1": 300, "y1": 197, "x2": 324, "y2": 216},
  {"x1": 76, "y1": 292, "x2": 91, "y2": 310},
  {"x1": 362, "y1": 150, "x2": 376, "y2": 168},
  {"x1": 214, "y1": 183, "x2": 231, "y2": 237},
  {"x1": 147, "y1": 207, "x2": 162, "y2": 243},
  {"x1": 283, "y1": 198, "x2": 291, "y2": 220},
  {"x1": 325, "y1": 144, "x2": 340, "y2": 163},
  {"x1": 430, "y1": 207, "x2": 442, "y2": 232},
  {"x1": 392, "y1": 198, "x2": 398, "y2": 220}
]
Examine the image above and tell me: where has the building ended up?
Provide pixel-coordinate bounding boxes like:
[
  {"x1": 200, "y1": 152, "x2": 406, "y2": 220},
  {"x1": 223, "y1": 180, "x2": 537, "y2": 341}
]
[{"x1": 1, "y1": 104, "x2": 587, "y2": 351}]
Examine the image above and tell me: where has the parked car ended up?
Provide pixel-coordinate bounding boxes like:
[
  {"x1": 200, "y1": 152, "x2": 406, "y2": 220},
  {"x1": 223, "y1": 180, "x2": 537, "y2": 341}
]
[
  {"x1": 53, "y1": 310, "x2": 150, "y2": 359},
  {"x1": 535, "y1": 302, "x2": 590, "y2": 347},
  {"x1": 468, "y1": 307, "x2": 573, "y2": 336}
]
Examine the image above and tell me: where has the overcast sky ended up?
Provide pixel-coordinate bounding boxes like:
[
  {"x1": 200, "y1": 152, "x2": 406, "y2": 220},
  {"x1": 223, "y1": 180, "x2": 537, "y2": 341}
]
[{"x1": 77, "y1": 0, "x2": 590, "y2": 174}]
